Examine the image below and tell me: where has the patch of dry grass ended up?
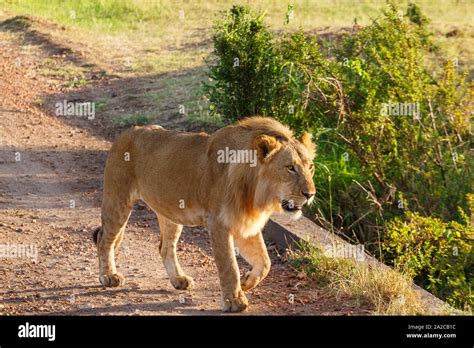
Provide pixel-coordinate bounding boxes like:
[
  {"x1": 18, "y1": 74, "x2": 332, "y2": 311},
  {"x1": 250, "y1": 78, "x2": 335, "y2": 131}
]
[{"x1": 289, "y1": 241, "x2": 427, "y2": 315}]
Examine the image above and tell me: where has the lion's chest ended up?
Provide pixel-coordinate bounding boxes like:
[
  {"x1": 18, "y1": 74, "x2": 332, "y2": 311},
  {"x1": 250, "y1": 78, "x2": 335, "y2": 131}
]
[{"x1": 223, "y1": 210, "x2": 272, "y2": 239}]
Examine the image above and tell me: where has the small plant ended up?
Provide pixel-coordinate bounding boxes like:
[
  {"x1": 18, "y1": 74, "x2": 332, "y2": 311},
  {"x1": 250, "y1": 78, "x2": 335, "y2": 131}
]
[
  {"x1": 406, "y1": 2, "x2": 430, "y2": 26},
  {"x1": 64, "y1": 77, "x2": 88, "y2": 88},
  {"x1": 95, "y1": 99, "x2": 107, "y2": 112},
  {"x1": 32, "y1": 98, "x2": 44, "y2": 107},
  {"x1": 111, "y1": 112, "x2": 153, "y2": 126}
]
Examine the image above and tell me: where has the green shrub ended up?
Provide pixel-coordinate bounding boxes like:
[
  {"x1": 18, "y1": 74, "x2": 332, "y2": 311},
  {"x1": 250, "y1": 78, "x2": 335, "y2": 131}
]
[
  {"x1": 330, "y1": 2, "x2": 472, "y2": 227},
  {"x1": 205, "y1": 0, "x2": 472, "y2": 234},
  {"x1": 203, "y1": 5, "x2": 282, "y2": 122},
  {"x1": 382, "y1": 211, "x2": 473, "y2": 311}
]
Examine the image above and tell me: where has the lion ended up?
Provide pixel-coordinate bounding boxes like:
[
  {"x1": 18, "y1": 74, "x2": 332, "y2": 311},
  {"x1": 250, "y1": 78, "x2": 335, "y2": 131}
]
[{"x1": 93, "y1": 116, "x2": 316, "y2": 312}]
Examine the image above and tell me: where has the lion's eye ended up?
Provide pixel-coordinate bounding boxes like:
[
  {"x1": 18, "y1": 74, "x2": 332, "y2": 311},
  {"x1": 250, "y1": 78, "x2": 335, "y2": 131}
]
[{"x1": 287, "y1": 165, "x2": 296, "y2": 173}]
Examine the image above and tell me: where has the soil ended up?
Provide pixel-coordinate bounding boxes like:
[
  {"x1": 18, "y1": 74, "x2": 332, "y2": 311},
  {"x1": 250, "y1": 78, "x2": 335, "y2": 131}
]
[{"x1": 0, "y1": 15, "x2": 369, "y2": 316}]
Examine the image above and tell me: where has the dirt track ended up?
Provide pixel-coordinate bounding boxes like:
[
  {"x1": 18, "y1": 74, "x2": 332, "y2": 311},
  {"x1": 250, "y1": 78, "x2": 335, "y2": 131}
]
[{"x1": 0, "y1": 16, "x2": 368, "y2": 315}]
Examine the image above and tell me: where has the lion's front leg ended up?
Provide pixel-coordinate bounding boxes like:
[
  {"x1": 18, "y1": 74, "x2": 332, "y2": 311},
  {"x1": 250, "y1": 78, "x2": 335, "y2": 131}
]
[
  {"x1": 234, "y1": 232, "x2": 271, "y2": 292},
  {"x1": 208, "y1": 222, "x2": 248, "y2": 313}
]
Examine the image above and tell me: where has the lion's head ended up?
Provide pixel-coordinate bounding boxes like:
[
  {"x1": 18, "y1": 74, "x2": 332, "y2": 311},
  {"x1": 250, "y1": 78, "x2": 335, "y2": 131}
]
[
  {"x1": 211, "y1": 117, "x2": 317, "y2": 231},
  {"x1": 251, "y1": 130, "x2": 316, "y2": 219}
]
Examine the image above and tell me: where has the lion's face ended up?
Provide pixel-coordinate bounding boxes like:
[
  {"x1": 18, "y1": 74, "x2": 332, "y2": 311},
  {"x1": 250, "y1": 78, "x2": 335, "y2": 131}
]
[
  {"x1": 253, "y1": 132, "x2": 316, "y2": 218},
  {"x1": 273, "y1": 145, "x2": 316, "y2": 217}
]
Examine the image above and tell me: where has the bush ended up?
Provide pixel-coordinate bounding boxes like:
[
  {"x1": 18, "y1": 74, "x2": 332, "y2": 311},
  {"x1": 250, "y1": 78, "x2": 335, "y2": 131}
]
[
  {"x1": 205, "y1": 1, "x2": 472, "y2": 234},
  {"x1": 330, "y1": 3, "x2": 472, "y2": 227},
  {"x1": 203, "y1": 5, "x2": 282, "y2": 122},
  {"x1": 382, "y1": 211, "x2": 473, "y2": 311}
]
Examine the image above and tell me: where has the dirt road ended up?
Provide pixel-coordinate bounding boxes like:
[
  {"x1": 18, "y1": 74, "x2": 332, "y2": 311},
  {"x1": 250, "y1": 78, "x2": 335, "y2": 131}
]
[{"x1": 0, "y1": 15, "x2": 366, "y2": 315}]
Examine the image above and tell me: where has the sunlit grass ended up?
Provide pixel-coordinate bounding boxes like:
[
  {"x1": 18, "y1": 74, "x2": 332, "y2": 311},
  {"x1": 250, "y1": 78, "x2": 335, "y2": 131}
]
[
  {"x1": 2, "y1": 0, "x2": 473, "y2": 30},
  {"x1": 2, "y1": 0, "x2": 472, "y2": 77},
  {"x1": 288, "y1": 241, "x2": 429, "y2": 315}
]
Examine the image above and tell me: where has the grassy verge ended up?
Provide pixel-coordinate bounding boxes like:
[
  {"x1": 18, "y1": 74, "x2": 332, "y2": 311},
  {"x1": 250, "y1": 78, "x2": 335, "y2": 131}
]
[{"x1": 288, "y1": 241, "x2": 427, "y2": 315}]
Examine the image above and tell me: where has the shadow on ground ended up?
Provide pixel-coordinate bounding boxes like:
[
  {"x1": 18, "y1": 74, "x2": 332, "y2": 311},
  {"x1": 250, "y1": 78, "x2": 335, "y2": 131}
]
[{"x1": 0, "y1": 15, "x2": 214, "y2": 143}]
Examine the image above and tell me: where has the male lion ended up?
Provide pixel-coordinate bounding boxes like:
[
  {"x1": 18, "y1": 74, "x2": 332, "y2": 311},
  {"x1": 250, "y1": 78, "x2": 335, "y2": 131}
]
[{"x1": 93, "y1": 116, "x2": 316, "y2": 312}]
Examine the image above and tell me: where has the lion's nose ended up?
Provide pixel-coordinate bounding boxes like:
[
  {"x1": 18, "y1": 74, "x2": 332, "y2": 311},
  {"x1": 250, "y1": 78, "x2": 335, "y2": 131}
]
[{"x1": 302, "y1": 191, "x2": 315, "y2": 200}]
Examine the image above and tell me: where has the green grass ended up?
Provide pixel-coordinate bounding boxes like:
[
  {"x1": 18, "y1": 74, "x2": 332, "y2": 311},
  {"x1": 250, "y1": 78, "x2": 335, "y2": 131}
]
[
  {"x1": 111, "y1": 112, "x2": 153, "y2": 126},
  {"x1": 95, "y1": 99, "x2": 107, "y2": 112},
  {"x1": 37, "y1": 64, "x2": 83, "y2": 78},
  {"x1": 2, "y1": 1, "x2": 471, "y2": 77},
  {"x1": 132, "y1": 48, "x2": 211, "y2": 75},
  {"x1": 187, "y1": 100, "x2": 225, "y2": 129},
  {"x1": 2, "y1": 0, "x2": 473, "y2": 31},
  {"x1": 1, "y1": 0, "x2": 163, "y2": 31},
  {"x1": 142, "y1": 72, "x2": 227, "y2": 128},
  {"x1": 63, "y1": 77, "x2": 89, "y2": 88},
  {"x1": 36, "y1": 63, "x2": 90, "y2": 88}
]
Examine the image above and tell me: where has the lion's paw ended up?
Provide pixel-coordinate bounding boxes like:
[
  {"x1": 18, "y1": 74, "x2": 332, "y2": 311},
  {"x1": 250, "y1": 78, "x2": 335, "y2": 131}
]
[
  {"x1": 241, "y1": 271, "x2": 259, "y2": 292},
  {"x1": 171, "y1": 275, "x2": 194, "y2": 290},
  {"x1": 222, "y1": 290, "x2": 248, "y2": 313},
  {"x1": 99, "y1": 273, "x2": 125, "y2": 287}
]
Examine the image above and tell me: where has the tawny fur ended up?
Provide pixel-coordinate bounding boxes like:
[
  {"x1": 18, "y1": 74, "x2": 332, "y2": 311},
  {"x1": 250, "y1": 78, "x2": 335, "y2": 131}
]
[{"x1": 95, "y1": 116, "x2": 316, "y2": 312}]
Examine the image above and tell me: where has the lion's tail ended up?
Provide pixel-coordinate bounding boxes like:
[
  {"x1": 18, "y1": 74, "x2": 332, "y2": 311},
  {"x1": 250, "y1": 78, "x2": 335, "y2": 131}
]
[{"x1": 92, "y1": 226, "x2": 103, "y2": 246}]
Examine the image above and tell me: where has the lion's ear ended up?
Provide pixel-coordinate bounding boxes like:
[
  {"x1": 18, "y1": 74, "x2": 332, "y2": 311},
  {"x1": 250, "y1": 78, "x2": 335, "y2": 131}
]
[
  {"x1": 253, "y1": 135, "x2": 281, "y2": 163},
  {"x1": 299, "y1": 131, "x2": 316, "y2": 158}
]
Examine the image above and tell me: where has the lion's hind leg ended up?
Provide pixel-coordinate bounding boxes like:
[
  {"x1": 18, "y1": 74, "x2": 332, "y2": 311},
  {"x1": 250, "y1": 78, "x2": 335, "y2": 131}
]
[
  {"x1": 156, "y1": 214, "x2": 194, "y2": 290},
  {"x1": 97, "y1": 189, "x2": 134, "y2": 288}
]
